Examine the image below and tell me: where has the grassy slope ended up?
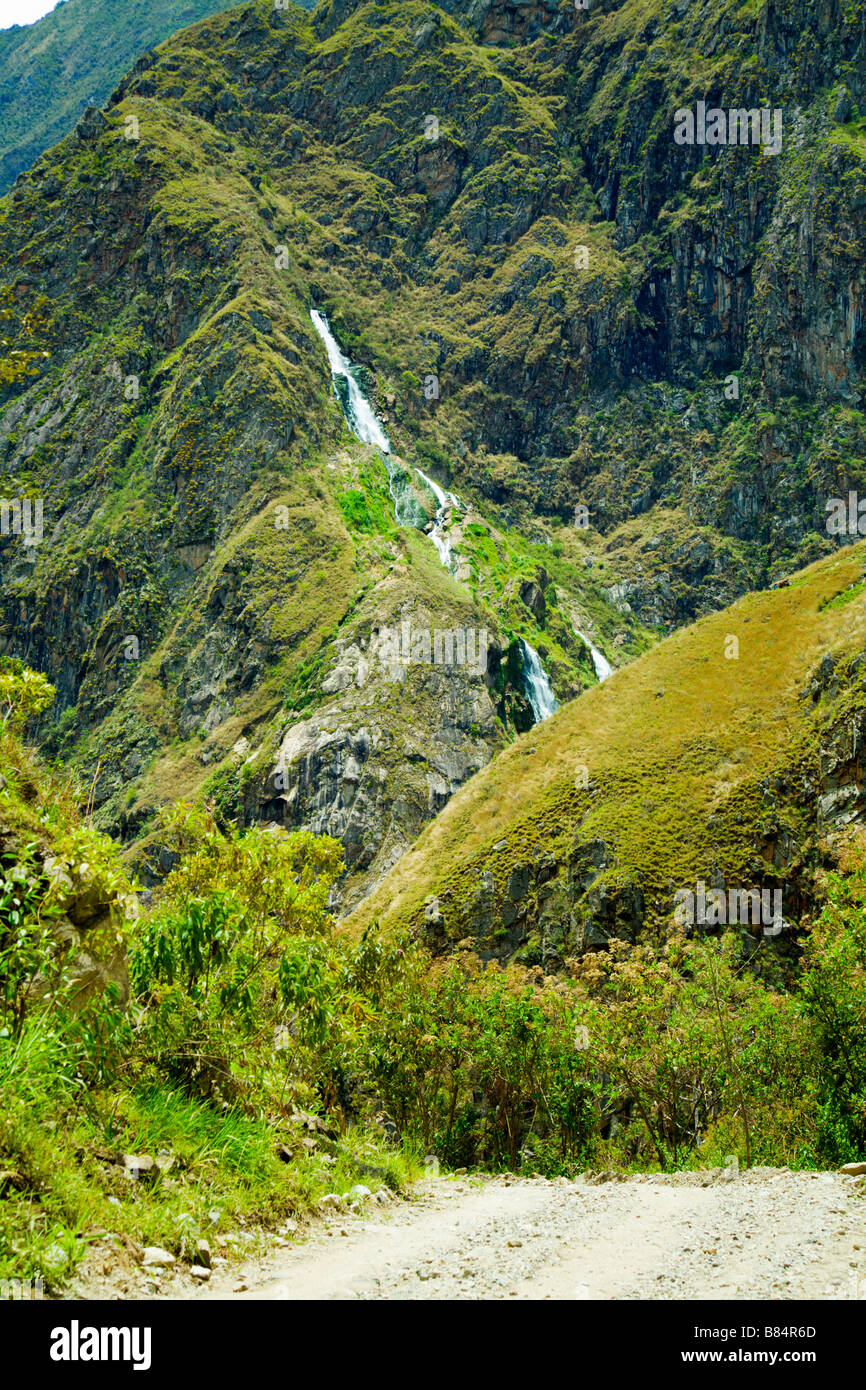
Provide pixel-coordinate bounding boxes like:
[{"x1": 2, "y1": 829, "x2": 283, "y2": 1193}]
[
  {"x1": 348, "y1": 542, "x2": 866, "y2": 943},
  {"x1": 0, "y1": 722, "x2": 417, "y2": 1289},
  {"x1": 0, "y1": 0, "x2": 257, "y2": 194}
]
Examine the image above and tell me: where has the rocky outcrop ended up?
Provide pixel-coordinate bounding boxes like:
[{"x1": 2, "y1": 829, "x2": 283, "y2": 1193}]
[
  {"x1": 249, "y1": 622, "x2": 506, "y2": 905},
  {"x1": 3, "y1": 0, "x2": 866, "y2": 908}
]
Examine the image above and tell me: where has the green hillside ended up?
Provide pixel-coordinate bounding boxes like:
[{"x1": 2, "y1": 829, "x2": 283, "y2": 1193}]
[
  {"x1": 1, "y1": 2, "x2": 866, "y2": 1291},
  {"x1": 349, "y1": 541, "x2": 866, "y2": 964},
  {"x1": 0, "y1": 0, "x2": 314, "y2": 195},
  {"x1": 2, "y1": 0, "x2": 866, "y2": 907}
]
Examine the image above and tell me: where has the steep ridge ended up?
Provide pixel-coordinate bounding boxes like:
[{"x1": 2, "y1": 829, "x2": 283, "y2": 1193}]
[
  {"x1": 0, "y1": 0, "x2": 276, "y2": 196},
  {"x1": 348, "y1": 542, "x2": 866, "y2": 964},
  {"x1": 1, "y1": 0, "x2": 865, "y2": 903}
]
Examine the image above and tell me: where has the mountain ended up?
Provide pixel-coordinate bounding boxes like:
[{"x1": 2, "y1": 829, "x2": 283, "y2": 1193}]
[
  {"x1": 4, "y1": 0, "x2": 866, "y2": 1284},
  {"x1": 0, "y1": 0, "x2": 314, "y2": 196},
  {"x1": 348, "y1": 540, "x2": 866, "y2": 966},
  {"x1": 1, "y1": 0, "x2": 865, "y2": 909}
]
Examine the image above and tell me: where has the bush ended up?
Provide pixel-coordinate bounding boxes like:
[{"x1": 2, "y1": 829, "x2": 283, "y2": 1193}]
[
  {"x1": 0, "y1": 658, "x2": 55, "y2": 734},
  {"x1": 800, "y1": 846, "x2": 866, "y2": 1162}
]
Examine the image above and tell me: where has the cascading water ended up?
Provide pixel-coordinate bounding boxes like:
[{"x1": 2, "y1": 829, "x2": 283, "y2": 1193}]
[
  {"x1": 309, "y1": 309, "x2": 391, "y2": 453},
  {"x1": 519, "y1": 637, "x2": 558, "y2": 724},
  {"x1": 574, "y1": 627, "x2": 613, "y2": 682},
  {"x1": 309, "y1": 308, "x2": 463, "y2": 561},
  {"x1": 312, "y1": 307, "x2": 558, "y2": 723},
  {"x1": 415, "y1": 467, "x2": 461, "y2": 572}
]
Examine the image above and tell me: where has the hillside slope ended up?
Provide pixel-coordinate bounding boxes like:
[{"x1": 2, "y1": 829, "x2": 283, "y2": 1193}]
[
  {"x1": 348, "y1": 542, "x2": 866, "y2": 964},
  {"x1": 0, "y1": 0, "x2": 281, "y2": 195},
  {"x1": 1, "y1": 0, "x2": 865, "y2": 902}
]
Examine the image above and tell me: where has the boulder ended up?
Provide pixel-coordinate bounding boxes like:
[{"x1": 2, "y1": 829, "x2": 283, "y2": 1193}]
[
  {"x1": 141, "y1": 1246, "x2": 175, "y2": 1267},
  {"x1": 122, "y1": 1154, "x2": 159, "y2": 1183}
]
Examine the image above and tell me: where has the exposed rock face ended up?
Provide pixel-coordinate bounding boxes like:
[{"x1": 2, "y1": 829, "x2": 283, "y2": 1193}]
[
  {"x1": 249, "y1": 623, "x2": 505, "y2": 906},
  {"x1": 2, "y1": 0, "x2": 866, "y2": 904}
]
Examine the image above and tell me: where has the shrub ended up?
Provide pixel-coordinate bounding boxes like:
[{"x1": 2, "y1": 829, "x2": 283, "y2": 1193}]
[{"x1": 800, "y1": 846, "x2": 866, "y2": 1162}]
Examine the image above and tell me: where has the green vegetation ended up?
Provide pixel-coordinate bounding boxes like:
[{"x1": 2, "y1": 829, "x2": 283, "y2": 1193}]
[
  {"x1": 2, "y1": 648, "x2": 866, "y2": 1294},
  {"x1": 352, "y1": 545, "x2": 866, "y2": 948},
  {"x1": 2, "y1": 0, "x2": 866, "y2": 1292},
  {"x1": 0, "y1": 0, "x2": 315, "y2": 195},
  {"x1": 0, "y1": 673, "x2": 417, "y2": 1288},
  {"x1": 0, "y1": 284, "x2": 51, "y2": 384}
]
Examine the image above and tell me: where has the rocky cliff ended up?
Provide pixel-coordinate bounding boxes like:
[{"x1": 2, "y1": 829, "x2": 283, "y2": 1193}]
[
  {"x1": 1, "y1": 0, "x2": 865, "y2": 902},
  {"x1": 349, "y1": 542, "x2": 866, "y2": 966}
]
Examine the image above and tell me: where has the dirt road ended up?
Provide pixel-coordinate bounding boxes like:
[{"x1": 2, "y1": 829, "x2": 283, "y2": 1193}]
[{"x1": 192, "y1": 1169, "x2": 865, "y2": 1301}]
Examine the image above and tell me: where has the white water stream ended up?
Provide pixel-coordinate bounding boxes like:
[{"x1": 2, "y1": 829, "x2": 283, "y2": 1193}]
[
  {"x1": 415, "y1": 467, "x2": 461, "y2": 571},
  {"x1": 519, "y1": 637, "x2": 558, "y2": 723},
  {"x1": 310, "y1": 308, "x2": 562, "y2": 724},
  {"x1": 310, "y1": 309, "x2": 391, "y2": 453},
  {"x1": 574, "y1": 627, "x2": 613, "y2": 682}
]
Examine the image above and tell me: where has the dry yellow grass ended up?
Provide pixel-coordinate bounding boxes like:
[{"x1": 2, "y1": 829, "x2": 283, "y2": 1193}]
[{"x1": 347, "y1": 542, "x2": 866, "y2": 942}]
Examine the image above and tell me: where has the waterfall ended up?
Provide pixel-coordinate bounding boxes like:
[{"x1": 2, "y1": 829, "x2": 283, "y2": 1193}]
[
  {"x1": 310, "y1": 307, "x2": 420, "y2": 524},
  {"x1": 519, "y1": 637, "x2": 558, "y2": 724},
  {"x1": 574, "y1": 627, "x2": 613, "y2": 682},
  {"x1": 309, "y1": 309, "x2": 464, "y2": 561},
  {"x1": 416, "y1": 467, "x2": 461, "y2": 571},
  {"x1": 309, "y1": 309, "x2": 391, "y2": 453}
]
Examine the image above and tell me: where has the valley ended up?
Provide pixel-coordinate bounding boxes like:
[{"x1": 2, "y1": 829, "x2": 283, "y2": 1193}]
[{"x1": 1, "y1": 0, "x2": 866, "y2": 1312}]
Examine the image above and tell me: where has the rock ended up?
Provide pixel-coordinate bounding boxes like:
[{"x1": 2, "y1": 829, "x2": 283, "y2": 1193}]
[
  {"x1": 840, "y1": 1162, "x2": 866, "y2": 1177},
  {"x1": 834, "y1": 87, "x2": 852, "y2": 123},
  {"x1": 122, "y1": 1154, "x2": 159, "y2": 1182},
  {"x1": 349, "y1": 1184, "x2": 372, "y2": 1199},
  {"x1": 424, "y1": 895, "x2": 444, "y2": 927},
  {"x1": 194, "y1": 1239, "x2": 212, "y2": 1269},
  {"x1": 141, "y1": 1246, "x2": 175, "y2": 1267},
  {"x1": 519, "y1": 578, "x2": 546, "y2": 623},
  {"x1": 189, "y1": 1265, "x2": 210, "y2": 1281},
  {"x1": 75, "y1": 107, "x2": 108, "y2": 140},
  {"x1": 288, "y1": 1110, "x2": 338, "y2": 1139},
  {"x1": 507, "y1": 866, "x2": 530, "y2": 901}
]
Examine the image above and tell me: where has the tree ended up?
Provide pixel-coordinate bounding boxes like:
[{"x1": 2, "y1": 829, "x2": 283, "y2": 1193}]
[{"x1": 0, "y1": 657, "x2": 55, "y2": 730}]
